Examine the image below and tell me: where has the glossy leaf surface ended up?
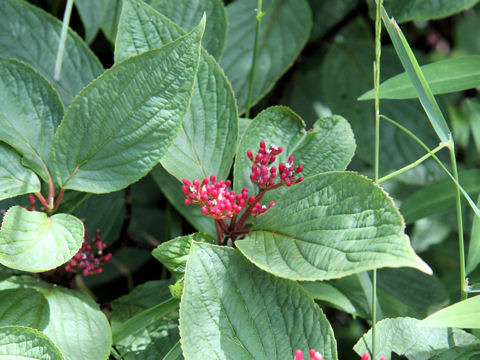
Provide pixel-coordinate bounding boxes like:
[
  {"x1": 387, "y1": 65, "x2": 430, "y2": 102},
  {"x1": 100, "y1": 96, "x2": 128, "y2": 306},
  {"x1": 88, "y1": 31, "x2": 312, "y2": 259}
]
[
  {"x1": 0, "y1": 58, "x2": 63, "y2": 180},
  {"x1": 234, "y1": 106, "x2": 355, "y2": 195},
  {"x1": 50, "y1": 19, "x2": 204, "y2": 193},
  {"x1": 354, "y1": 317, "x2": 480, "y2": 360},
  {"x1": 420, "y1": 295, "x2": 480, "y2": 329},
  {"x1": 0, "y1": 0, "x2": 103, "y2": 105},
  {"x1": 0, "y1": 325, "x2": 65, "y2": 360},
  {"x1": 150, "y1": 0, "x2": 227, "y2": 59},
  {"x1": 180, "y1": 243, "x2": 337, "y2": 360},
  {"x1": 0, "y1": 206, "x2": 84, "y2": 272},
  {"x1": 236, "y1": 173, "x2": 431, "y2": 281},
  {"x1": 360, "y1": 56, "x2": 480, "y2": 100},
  {"x1": 0, "y1": 143, "x2": 41, "y2": 200},
  {"x1": 116, "y1": 0, "x2": 237, "y2": 183},
  {"x1": 221, "y1": 0, "x2": 312, "y2": 113}
]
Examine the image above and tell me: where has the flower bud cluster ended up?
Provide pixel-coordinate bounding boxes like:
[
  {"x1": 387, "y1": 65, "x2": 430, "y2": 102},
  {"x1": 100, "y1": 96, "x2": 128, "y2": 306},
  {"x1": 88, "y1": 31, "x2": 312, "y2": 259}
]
[
  {"x1": 65, "y1": 227, "x2": 112, "y2": 276},
  {"x1": 248, "y1": 141, "x2": 304, "y2": 189},
  {"x1": 182, "y1": 175, "x2": 271, "y2": 219},
  {"x1": 362, "y1": 353, "x2": 386, "y2": 360},
  {"x1": 295, "y1": 349, "x2": 323, "y2": 360}
]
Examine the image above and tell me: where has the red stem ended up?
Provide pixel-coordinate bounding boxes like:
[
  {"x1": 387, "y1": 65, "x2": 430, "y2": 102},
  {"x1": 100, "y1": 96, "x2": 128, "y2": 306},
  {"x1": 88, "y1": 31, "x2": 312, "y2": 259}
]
[
  {"x1": 51, "y1": 188, "x2": 66, "y2": 212},
  {"x1": 215, "y1": 220, "x2": 224, "y2": 245},
  {"x1": 35, "y1": 192, "x2": 50, "y2": 210},
  {"x1": 234, "y1": 190, "x2": 266, "y2": 233}
]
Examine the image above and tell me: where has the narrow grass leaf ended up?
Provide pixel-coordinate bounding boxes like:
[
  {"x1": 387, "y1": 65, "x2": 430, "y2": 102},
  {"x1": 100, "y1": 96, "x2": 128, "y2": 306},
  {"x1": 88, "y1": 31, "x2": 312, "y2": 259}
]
[{"x1": 467, "y1": 195, "x2": 480, "y2": 275}]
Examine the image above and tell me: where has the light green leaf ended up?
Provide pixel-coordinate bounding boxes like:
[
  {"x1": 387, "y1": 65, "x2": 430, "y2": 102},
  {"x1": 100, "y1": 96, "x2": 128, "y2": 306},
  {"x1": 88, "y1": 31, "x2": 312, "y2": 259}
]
[
  {"x1": 221, "y1": 0, "x2": 312, "y2": 113},
  {"x1": 0, "y1": 288, "x2": 50, "y2": 329},
  {"x1": 111, "y1": 280, "x2": 180, "y2": 357},
  {"x1": 467, "y1": 195, "x2": 480, "y2": 275},
  {"x1": 180, "y1": 243, "x2": 338, "y2": 360},
  {"x1": 236, "y1": 172, "x2": 431, "y2": 281},
  {"x1": 0, "y1": 325, "x2": 65, "y2": 360},
  {"x1": 360, "y1": 56, "x2": 480, "y2": 100},
  {"x1": 234, "y1": 106, "x2": 356, "y2": 195},
  {"x1": 466, "y1": 99, "x2": 480, "y2": 154},
  {"x1": 420, "y1": 295, "x2": 480, "y2": 329},
  {"x1": 151, "y1": 165, "x2": 216, "y2": 237},
  {"x1": 116, "y1": 0, "x2": 238, "y2": 183},
  {"x1": 400, "y1": 170, "x2": 480, "y2": 224},
  {"x1": 0, "y1": 58, "x2": 63, "y2": 180},
  {"x1": 50, "y1": 19, "x2": 205, "y2": 193},
  {"x1": 300, "y1": 282, "x2": 356, "y2": 314},
  {"x1": 152, "y1": 232, "x2": 216, "y2": 278},
  {"x1": 150, "y1": 0, "x2": 227, "y2": 59},
  {"x1": 383, "y1": 0, "x2": 480, "y2": 22},
  {"x1": 0, "y1": 206, "x2": 84, "y2": 272},
  {"x1": 354, "y1": 317, "x2": 480, "y2": 360},
  {"x1": 0, "y1": 276, "x2": 112, "y2": 360},
  {"x1": 100, "y1": 0, "x2": 122, "y2": 42},
  {"x1": 0, "y1": 143, "x2": 41, "y2": 200},
  {"x1": 0, "y1": 0, "x2": 103, "y2": 106},
  {"x1": 163, "y1": 341, "x2": 183, "y2": 360},
  {"x1": 75, "y1": 0, "x2": 109, "y2": 43},
  {"x1": 381, "y1": 6, "x2": 451, "y2": 143}
]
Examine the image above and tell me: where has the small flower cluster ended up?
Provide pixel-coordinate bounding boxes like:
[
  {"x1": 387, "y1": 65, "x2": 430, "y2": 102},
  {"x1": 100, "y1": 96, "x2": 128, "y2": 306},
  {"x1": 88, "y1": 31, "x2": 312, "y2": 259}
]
[
  {"x1": 65, "y1": 227, "x2": 112, "y2": 276},
  {"x1": 362, "y1": 353, "x2": 386, "y2": 360},
  {"x1": 248, "y1": 141, "x2": 304, "y2": 189},
  {"x1": 295, "y1": 349, "x2": 323, "y2": 360},
  {"x1": 182, "y1": 174, "x2": 273, "y2": 219}
]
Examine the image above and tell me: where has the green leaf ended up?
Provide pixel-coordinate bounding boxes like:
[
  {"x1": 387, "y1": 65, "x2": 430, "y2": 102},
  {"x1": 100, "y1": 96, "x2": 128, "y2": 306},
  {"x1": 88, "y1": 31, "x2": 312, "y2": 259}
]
[
  {"x1": 163, "y1": 341, "x2": 183, "y2": 360},
  {"x1": 221, "y1": 0, "x2": 312, "y2": 113},
  {"x1": 0, "y1": 143, "x2": 41, "y2": 200},
  {"x1": 152, "y1": 232, "x2": 216, "y2": 278},
  {"x1": 236, "y1": 173, "x2": 431, "y2": 281},
  {"x1": 466, "y1": 99, "x2": 480, "y2": 154},
  {"x1": 354, "y1": 317, "x2": 480, "y2": 360},
  {"x1": 0, "y1": 0, "x2": 103, "y2": 106},
  {"x1": 400, "y1": 170, "x2": 480, "y2": 224},
  {"x1": 0, "y1": 58, "x2": 63, "y2": 180},
  {"x1": 308, "y1": 0, "x2": 359, "y2": 40},
  {"x1": 234, "y1": 106, "x2": 356, "y2": 195},
  {"x1": 150, "y1": 0, "x2": 227, "y2": 59},
  {"x1": 381, "y1": 6, "x2": 451, "y2": 143},
  {"x1": 0, "y1": 276, "x2": 112, "y2": 360},
  {"x1": 420, "y1": 295, "x2": 480, "y2": 329},
  {"x1": 116, "y1": 0, "x2": 238, "y2": 183},
  {"x1": 0, "y1": 288, "x2": 50, "y2": 329},
  {"x1": 467, "y1": 195, "x2": 480, "y2": 275},
  {"x1": 383, "y1": 0, "x2": 480, "y2": 22},
  {"x1": 151, "y1": 166, "x2": 216, "y2": 237},
  {"x1": 0, "y1": 325, "x2": 65, "y2": 360},
  {"x1": 300, "y1": 282, "x2": 356, "y2": 314},
  {"x1": 100, "y1": 0, "x2": 122, "y2": 42},
  {"x1": 0, "y1": 206, "x2": 84, "y2": 272},
  {"x1": 180, "y1": 243, "x2": 338, "y2": 360},
  {"x1": 50, "y1": 19, "x2": 205, "y2": 193},
  {"x1": 75, "y1": 0, "x2": 109, "y2": 43},
  {"x1": 360, "y1": 56, "x2": 480, "y2": 100}
]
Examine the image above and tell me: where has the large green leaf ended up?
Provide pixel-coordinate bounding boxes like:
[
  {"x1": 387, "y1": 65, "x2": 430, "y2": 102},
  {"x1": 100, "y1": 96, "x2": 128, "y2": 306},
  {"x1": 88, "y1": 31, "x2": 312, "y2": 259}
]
[
  {"x1": 111, "y1": 280, "x2": 180, "y2": 359},
  {"x1": 50, "y1": 19, "x2": 205, "y2": 193},
  {"x1": 0, "y1": 325, "x2": 65, "y2": 360},
  {"x1": 233, "y1": 106, "x2": 355, "y2": 195},
  {"x1": 151, "y1": 166, "x2": 216, "y2": 237},
  {"x1": 383, "y1": 0, "x2": 480, "y2": 22},
  {"x1": 221, "y1": 0, "x2": 312, "y2": 113},
  {"x1": 400, "y1": 170, "x2": 480, "y2": 224},
  {"x1": 150, "y1": 0, "x2": 227, "y2": 59},
  {"x1": 329, "y1": 268, "x2": 449, "y2": 319},
  {"x1": 0, "y1": 0, "x2": 103, "y2": 106},
  {"x1": 236, "y1": 173, "x2": 431, "y2": 281},
  {"x1": 420, "y1": 295, "x2": 480, "y2": 329},
  {"x1": 180, "y1": 243, "x2": 337, "y2": 360},
  {"x1": 300, "y1": 282, "x2": 356, "y2": 314},
  {"x1": 0, "y1": 276, "x2": 112, "y2": 360},
  {"x1": 359, "y1": 56, "x2": 480, "y2": 100},
  {"x1": 0, "y1": 143, "x2": 41, "y2": 200},
  {"x1": 0, "y1": 206, "x2": 84, "y2": 272},
  {"x1": 75, "y1": 0, "x2": 109, "y2": 43},
  {"x1": 0, "y1": 58, "x2": 63, "y2": 180},
  {"x1": 116, "y1": 0, "x2": 238, "y2": 183},
  {"x1": 152, "y1": 232, "x2": 216, "y2": 278},
  {"x1": 354, "y1": 317, "x2": 480, "y2": 360},
  {"x1": 0, "y1": 288, "x2": 50, "y2": 330}
]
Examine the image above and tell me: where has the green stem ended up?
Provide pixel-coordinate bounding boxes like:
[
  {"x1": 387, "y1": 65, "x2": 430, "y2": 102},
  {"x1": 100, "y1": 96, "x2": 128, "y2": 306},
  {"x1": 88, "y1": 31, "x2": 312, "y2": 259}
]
[
  {"x1": 372, "y1": 0, "x2": 383, "y2": 358},
  {"x1": 54, "y1": 0, "x2": 74, "y2": 81},
  {"x1": 245, "y1": 0, "x2": 263, "y2": 118},
  {"x1": 450, "y1": 146, "x2": 467, "y2": 300},
  {"x1": 377, "y1": 143, "x2": 446, "y2": 184}
]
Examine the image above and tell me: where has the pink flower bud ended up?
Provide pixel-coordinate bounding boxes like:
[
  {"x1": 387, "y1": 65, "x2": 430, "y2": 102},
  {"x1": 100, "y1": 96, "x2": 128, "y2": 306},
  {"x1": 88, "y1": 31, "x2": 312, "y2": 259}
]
[
  {"x1": 184, "y1": 199, "x2": 191, "y2": 205},
  {"x1": 297, "y1": 177, "x2": 304, "y2": 183},
  {"x1": 289, "y1": 155, "x2": 295, "y2": 162},
  {"x1": 260, "y1": 140, "x2": 265, "y2": 148},
  {"x1": 201, "y1": 207, "x2": 209, "y2": 215},
  {"x1": 247, "y1": 149, "x2": 253, "y2": 159},
  {"x1": 362, "y1": 353, "x2": 370, "y2": 360},
  {"x1": 193, "y1": 179, "x2": 199, "y2": 187},
  {"x1": 249, "y1": 196, "x2": 256, "y2": 204},
  {"x1": 182, "y1": 178, "x2": 191, "y2": 187},
  {"x1": 296, "y1": 165, "x2": 304, "y2": 173},
  {"x1": 295, "y1": 349, "x2": 303, "y2": 360},
  {"x1": 210, "y1": 174, "x2": 216, "y2": 183}
]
